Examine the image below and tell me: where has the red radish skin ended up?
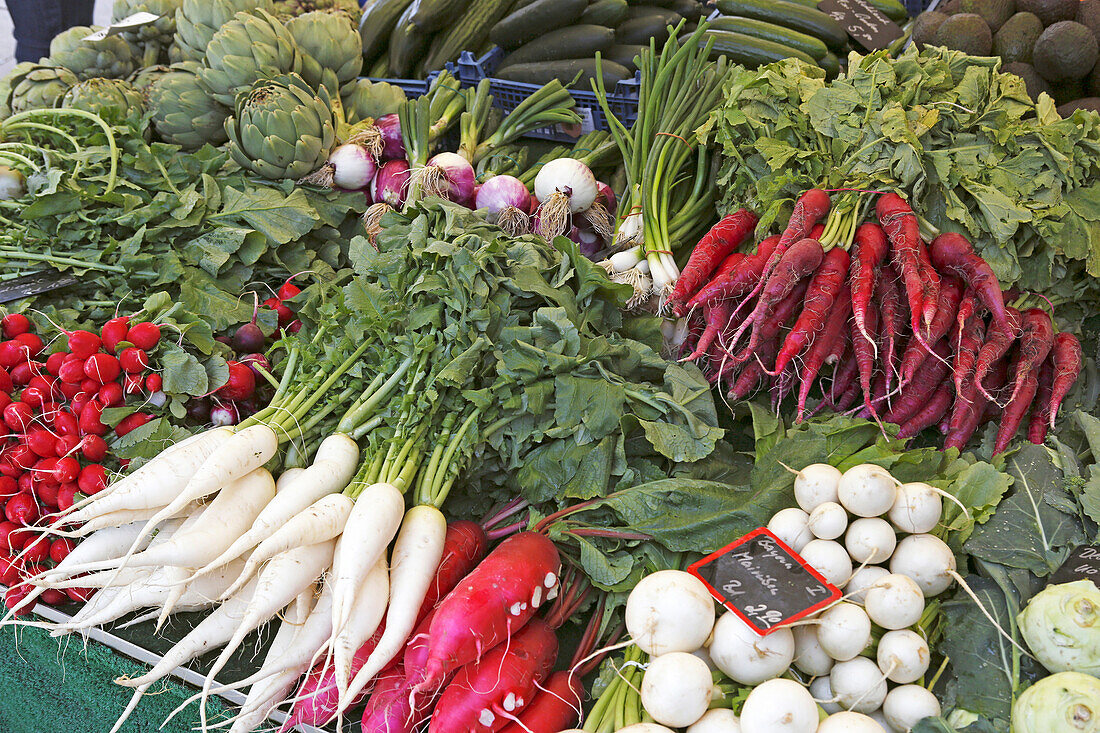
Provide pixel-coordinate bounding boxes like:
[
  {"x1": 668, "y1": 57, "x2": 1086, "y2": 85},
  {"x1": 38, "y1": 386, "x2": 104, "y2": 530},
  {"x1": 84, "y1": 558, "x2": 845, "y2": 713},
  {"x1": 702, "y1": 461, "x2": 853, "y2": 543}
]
[
  {"x1": 772, "y1": 361, "x2": 798, "y2": 411},
  {"x1": 915, "y1": 238, "x2": 942, "y2": 331},
  {"x1": 929, "y1": 232, "x2": 1008, "y2": 332},
  {"x1": 408, "y1": 532, "x2": 561, "y2": 695},
  {"x1": 955, "y1": 289, "x2": 981, "y2": 340},
  {"x1": 849, "y1": 222, "x2": 890, "y2": 353},
  {"x1": 796, "y1": 283, "x2": 852, "y2": 421},
  {"x1": 1028, "y1": 359, "x2": 1055, "y2": 444},
  {"x1": 499, "y1": 670, "x2": 584, "y2": 733},
  {"x1": 742, "y1": 237, "x2": 825, "y2": 354},
  {"x1": 876, "y1": 265, "x2": 907, "y2": 390},
  {"x1": 827, "y1": 351, "x2": 859, "y2": 408},
  {"x1": 730, "y1": 279, "x2": 809, "y2": 368},
  {"x1": 772, "y1": 247, "x2": 850, "y2": 376},
  {"x1": 727, "y1": 339, "x2": 778, "y2": 401},
  {"x1": 1004, "y1": 309, "x2": 1054, "y2": 408},
  {"x1": 670, "y1": 209, "x2": 759, "y2": 310},
  {"x1": 711, "y1": 252, "x2": 747, "y2": 282},
  {"x1": 947, "y1": 358, "x2": 1008, "y2": 450},
  {"x1": 973, "y1": 307, "x2": 1023, "y2": 400},
  {"x1": 853, "y1": 294, "x2": 881, "y2": 419},
  {"x1": 684, "y1": 300, "x2": 733, "y2": 362},
  {"x1": 887, "y1": 339, "x2": 952, "y2": 426},
  {"x1": 877, "y1": 193, "x2": 933, "y2": 334},
  {"x1": 1048, "y1": 332, "x2": 1083, "y2": 429},
  {"x1": 899, "y1": 275, "x2": 965, "y2": 385},
  {"x1": 953, "y1": 315, "x2": 986, "y2": 398},
  {"x1": 684, "y1": 235, "x2": 780, "y2": 311},
  {"x1": 428, "y1": 617, "x2": 559, "y2": 733},
  {"x1": 995, "y1": 369, "x2": 1039, "y2": 454}
]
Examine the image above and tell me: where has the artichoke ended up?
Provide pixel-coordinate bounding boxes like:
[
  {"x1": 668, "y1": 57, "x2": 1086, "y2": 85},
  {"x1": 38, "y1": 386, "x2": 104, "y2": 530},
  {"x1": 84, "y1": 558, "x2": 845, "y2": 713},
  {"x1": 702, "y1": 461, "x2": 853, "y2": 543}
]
[
  {"x1": 171, "y1": 0, "x2": 274, "y2": 63},
  {"x1": 48, "y1": 26, "x2": 135, "y2": 80},
  {"x1": 272, "y1": 0, "x2": 359, "y2": 20},
  {"x1": 342, "y1": 78, "x2": 406, "y2": 125},
  {"x1": 200, "y1": 9, "x2": 300, "y2": 107},
  {"x1": 148, "y1": 63, "x2": 230, "y2": 150},
  {"x1": 6, "y1": 62, "x2": 79, "y2": 113},
  {"x1": 284, "y1": 11, "x2": 362, "y2": 97},
  {"x1": 225, "y1": 72, "x2": 336, "y2": 180},
  {"x1": 127, "y1": 64, "x2": 172, "y2": 92},
  {"x1": 1019, "y1": 580, "x2": 1100, "y2": 676},
  {"x1": 1012, "y1": 672, "x2": 1100, "y2": 733},
  {"x1": 62, "y1": 77, "x2": 146, "y2": 116},
  {"x1": 112, "y1": 0, "x2": 182, "y2": 66}
]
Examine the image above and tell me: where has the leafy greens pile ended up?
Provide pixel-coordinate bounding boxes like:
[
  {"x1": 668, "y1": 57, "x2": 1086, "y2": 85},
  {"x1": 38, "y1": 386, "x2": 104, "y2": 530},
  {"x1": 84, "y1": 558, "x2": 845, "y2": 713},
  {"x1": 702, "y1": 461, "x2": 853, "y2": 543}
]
[{"x1": 710, "y1": 47, "x2": 1100, "y2": 310}]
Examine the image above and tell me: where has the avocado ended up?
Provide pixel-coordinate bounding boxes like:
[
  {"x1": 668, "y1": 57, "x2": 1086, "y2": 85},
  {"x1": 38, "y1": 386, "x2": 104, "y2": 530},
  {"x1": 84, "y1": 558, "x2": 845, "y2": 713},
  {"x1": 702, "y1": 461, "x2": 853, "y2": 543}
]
[
  {"x1": 913, "y1": 11, "x2": 949, "y2": 49},
  {"x1": 1087, "y1": 57, "x2": 1100, "y2": 95},
  {"x1": 1015, "y1": 0, "x2": 1076, "y2": 26},
  {"x1": 994, "y1": 12, "x2": 1043, "y2": 63},
  {"x1": 934, "y1": 13, "x2": 994, "y2": 55},
  {"x1": 1056, "y1": 96, "x2": 1100, "y2": 116},
  {"x1": 1003, "y1": 61, "x2": 1054, "y2": 99},
  {"x1": 1077, "y1": 0, "x2": 1100, "y2": 46},
  {"x1": 939, "y1": 0, "x2": 964, "y2": 14},
  {"x1": 960, "y1": 0, "x2": 1016, "y2": 31},
  {"x1": 1033, "y1": 21, "x2": 1099, "y2": 82},
  {"x1": 1052, "y1": 79, "x2": 1085, "y2": 104}
]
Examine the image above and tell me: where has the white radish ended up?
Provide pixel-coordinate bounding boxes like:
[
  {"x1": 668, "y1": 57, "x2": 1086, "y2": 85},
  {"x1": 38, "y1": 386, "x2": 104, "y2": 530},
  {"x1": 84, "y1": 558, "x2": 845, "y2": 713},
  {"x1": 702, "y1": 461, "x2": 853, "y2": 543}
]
[
  {"x1": 864, "y1": 574, "x2": 925, "y2": 630},
  {"x1": 887, "y1": 482, "x2": 942, "y2": 533},
  {"x1": 791, "y1": 462, "x2": 842, "y2": 512},
  {"x1": 739, "y1": 678, "x2": 818, "y2": 733},
  {"x1": 276, "y1": 466, "x2": 305, "y2": 490},
  {"x1": 220, "y1": 492, "x2": 354, "y2": 600},
  {"x1": 338, "y1": 504, "x2": 447, "y2": 711},
  {"x1": 45, "y1": 502, "x2": 198, "y2": 538},
  {"x1": 330, "y1": 482, "x2": 404, "y2": 641},
  {"x1": 868, "y1": 710, "x2": 897, "y2": 733},
  {"x1": 708, "y1": 610, "x2": 794, "y2": 685},
  {"x1": 830, "y1": 657, "x2": 888, "y2": 712},
  {"x1": 640, "y1": 651, "x2": 713, "y2": 728},
  {"x1": 844, "y1": 518, "x2": 897, "y2": 564},
  {"x1": 817, "y1": 711, "x2": 887, "y2": 732},
  {"x1": 198, "y1": 539, "x2": 337, "y2": 729},
  {"x1": 837, "y1": 464, "x2": 897, "y2": 517},
  {"x1": 816, "y1": 602, "x2": 871, "y2": 662},
  {"x1": 333, "y1": 557, "x2": 389, "y2": 698},
  {"x1": 187, "y1": 434, "x2": 358, "y2": 580},
  {"x1": 626, "y1": 569, "x2": 717, "y2": 656},
  {"x1": 877, "y1": 629, "x2": 930, "y2": 684},
  {"x1": 768, "y1": 508, "x2": 813, "y2": 552},
  {"x1": 810, "y1": 675, "x2": 842, "y2": 714},
  {"x1": 792, "y1": 625, "x2": 834, "y2": 676},
  {"x1": 687, "y1": 709, "x2": 741, "y2": 733},
  {"x1": 882, "y1": 685, "x2": 940, "y2": 732},
  {"x1": 845, "y1": 566, "x2": 890, "y2": 604},
  {"x1": 799, "y1": 539, "x2": 853, "y2": 588},
  {"x1": 808, "y1": 502, "x2": 848, "y2": 540},
  {"x1": 889, "y1": 534, "x2": 956, "y2": 596}
]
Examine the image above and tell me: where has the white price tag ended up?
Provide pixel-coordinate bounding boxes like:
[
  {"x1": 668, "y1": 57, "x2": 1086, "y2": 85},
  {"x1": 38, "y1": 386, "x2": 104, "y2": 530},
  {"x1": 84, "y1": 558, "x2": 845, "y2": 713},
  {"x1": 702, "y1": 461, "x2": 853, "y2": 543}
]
[{"x1": 84, "y1": 12, "x2": 161, "y2": 41}]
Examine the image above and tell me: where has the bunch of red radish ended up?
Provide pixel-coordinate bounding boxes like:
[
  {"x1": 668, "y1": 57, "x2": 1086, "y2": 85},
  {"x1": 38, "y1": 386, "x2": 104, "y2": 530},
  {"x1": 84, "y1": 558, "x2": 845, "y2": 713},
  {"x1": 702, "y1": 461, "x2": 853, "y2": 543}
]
[
  {"x1": 671, "y1": 189, "x2": 1083, "y2": 454},
  {"x1": 0, "y1": 312, "x2": 168, "y2": 608}
]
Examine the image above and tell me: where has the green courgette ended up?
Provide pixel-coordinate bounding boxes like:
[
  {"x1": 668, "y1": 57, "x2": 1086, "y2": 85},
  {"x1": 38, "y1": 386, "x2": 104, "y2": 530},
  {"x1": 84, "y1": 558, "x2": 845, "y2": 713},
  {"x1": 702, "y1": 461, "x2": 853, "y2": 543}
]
[
  {"x1": 668, "y1": 0, "x2": 704, "y2": 21},
  {"x1": 784, "y1": 0, "x2": 907, "y2": 22},
  {"x1": 423, "y1": 0, "x2": 513, "y2": 71},
  {"x1": 499, "y1": 25, "x2": 616, "y2": 67},
  {"x1": 623, "y1": 6, "x2": 680, "y2": 23},
  {"x1": 819, "y1": 50, "x2": 839, "y2": 78},
  {"x1": 495, "y1": 58, "x2": 631, "y2": 88},
  {"x1": 715, "y1": 0, "x2": 847, "y2": 49},
  {"x1": 581, "y1": 0, "x2": 629, "y2": 27},
  {"x1": 701, "y1": 29, "x2": 817, "y2": 67},
  {"x1": 604, "y1": 43, "x2": 647, "y2": 71},
  {"x1": 489, "y1": 0, "x2": 588, "y2": 49},
  {"x1": 616, "y1": 14, "x2": 679, "y2": 44},
  {"x1": 409, "y1": 0, "x2": 465, "y2": 32},
  {"x1": 710, "y1": 15, "x2": 828, "y2": 60},
  {"x1": 389, "y1": 2, "x2": 431, "y2": 77},
  {"x1": 360, "y1": 0, "x2": 413, "y2": 61}
]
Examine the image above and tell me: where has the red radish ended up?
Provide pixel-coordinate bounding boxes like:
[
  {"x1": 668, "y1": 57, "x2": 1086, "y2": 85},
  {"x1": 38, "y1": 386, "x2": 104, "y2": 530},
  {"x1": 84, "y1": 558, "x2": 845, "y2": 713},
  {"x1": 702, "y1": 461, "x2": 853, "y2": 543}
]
[
  {"x1": 995, "y1": 370, "x2": 1039, "y2": 455},
  {"x1": 126, "y1": 322, "x2": 161, "y2": 350},
  {"x1": 67, "y1": 330, "x2": 101, "y2": 358},
  {"x1": 1028, "y1": 358, "x2": 1054, "y2": 444},
  {"x1": 955, "y1": 288, "x2": 981, "y2": 339},
  {"x1": 115, "y1": 412, "x2": 153, "y2": 437},
  {"x1": 5, "y1": 492, "x2": 38, "y2": 525},
  {"x1": 409, "y1": 532, "x2": 561, "y2": 694},
  {"x1": 669, "y1": 209, "x2": 759, "y2": 308},
  {"x1": 45, "y1": 352, "x2": 66, "y2": 376},
  {"x1": 758, "y1": 189, "x2": 831, "y2": 290},
  {"x1": 123, "y1": 374, "x2": 144, "y2": 396},
  {"x1": 915, "y1": 238, "x2": 941, "y2": 330},
  {"x1": 899, "y1": 275, "x2": 964, "y2": 386},
  {"x1": 101, "y1": 316, "x2": 130, "y2": 354},
  {"x1": 0, "y1": 367, "x2": 11, "y2": 394},
  {"x1": 359, "y1": 663, "x2": 435, "y2": 733},
  {"x1": 877, "y1": 193, "x2": 934, "y2": 333},
  {"x1": 26, "y1": 429, "x2": 57, "y2": 458},
  {"x1": 80, "y1": 434, "x2": 108, "y2": 462},
  {"x1": 10, "y1": 361, "x2": 38, "y2": 386},
  {"x1": 795, "y1": 283, "x2": 852, "y2": 421},
  {"x1": 56, "y1": 484, "x2": 77, "y2": 512},
  {"x1": 742, "y1": 237, "x2": 824, "y2": 354},
  {"x1": 1, "y1": 314, "x2": 30, "y2": 338},
  {"x1": 20, "y1": 536, "x2": 49, "y2": 564},
  {"x1": 119, "y1": 347, "x2": 149, "y2": 374},
  {"x1": 684, "y1": 300, "x2": 732, "y2": 362},
  {"x1": 0, "y1": 554, "x2": 20, "y2": 584},
  {"x1": 875, "y1": 266, "x2": 906, "y2": 390},
  {"x1": 1004, "y1": 309, "x2": 1054, "y2": 408},
  {"x1": 57, "y1": 358, "x2": 86, "y2": 384},
  {"x1": 52, "y1": 410, "x2": 78, "y2": 437},
  {"x1": 41, "y1": 588, "x2": 67, "y2": 605},
  {"x1": 54, "y1": 456, "x2": 80, "y2": 483},
  {"x1": 973, "y1": 307, "x2": 1022, "y2": 400},
  {"x1": 852, "y1": 294, "x2": 881, "y2": 420},
  {"x1": 849, "y1": 222, "x2": 890, "y2": 355},
  {"x1": 84, "y1": 353, "x2": 121, "y2": 384},
  {"x1": 953, "y1": 315, "x2": 986, "y2": 398},
  {"x1": 210, "y1": 402, "x2": 238, "y2": 426},
  {"x1": 929, "y1": 232, "x2": 1008, "y2": 332},
  {"x1": 79, "y1": 401, "x2": 108, "y2": 436},
  {"x1": 683, "y1": 235, "x2": 780, "y2": 312},
  {"x1": 1047, "y1": 332, "x2": 1082, "y2": 429},
  {"x1": 9, "y1": 444, "x2": 35, "y2": 472},
  {"x1": 98, "y1": 381, "x2": 124, "y2": 407},
  {"x1": 946, "y1": 358, "x2": 1008, "y2": 450},
  {"x1": 5, "y1": 584, "x2": 34, "y2": 615},
  {"x1": 429, "y1": 617, "x2": 559, "y2": 733},
  {"x1": 145, "y1": 374, "x2": 162, "y2": 393},
  {"x1": 14, "y1": 332, "x2": 43, "y2": 357},
  {"x1": 729, "y1": 279, "x2": 809, "y2": 369},
  {"x1": 66, "y1": 586, "x2": 94, "y2": 602},
  {"x1": 0, "y1": 476, "x2": 16, "y2": 499},
  {"x1": 277, "y1": 280, "x2": 301, "y2": 300},
  {"x1": 726, "y1": 339, "x2": 778, "y2": 401},
  {"x1": 20, "y1": 386, "x2": 47, "y2": 410},
  {"x1": 498, "y1": 670, "x2": 584, "y2": 733},
  {"x1": 773, "y1": 247, "x2": 849, "y2": 376},
  {"x1": 3, "y1": 401, "x2": 32, "y2": 431},
  {"x1": 218, "y1": 361, "x2": 256, "y2": 401},
  {"x1": 0, "y1": 520, "x2": 24, "y2": 552},
  {"x1": 53, "y1": 434, "x2": 79, "y2": 458},
  {"x1": 287, "y1": 320, "x2": 302, "y2": 334},
  {"x1": 886, "y1": 340, "x2": 951, "y2": 426},
  {"x1": 77, "y1": 464, "x2": 107, "y2": 495}
]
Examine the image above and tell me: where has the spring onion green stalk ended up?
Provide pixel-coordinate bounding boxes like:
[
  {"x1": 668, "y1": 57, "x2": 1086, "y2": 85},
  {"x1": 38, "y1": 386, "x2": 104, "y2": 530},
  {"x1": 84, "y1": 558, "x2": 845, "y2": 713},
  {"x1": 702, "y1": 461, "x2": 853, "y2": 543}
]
[
  {"x1": 470, "y1": 80, "x2": 580, "y2": 164},
  {"x1": 518, "y1": 131, "x2": 616, "y2": 188},
  {"x1": 425, "y1": 71, "x2": 466, "y2": 144},
  {"x1": 458, "y1": 79, "x2": 494, "y2": 162}
]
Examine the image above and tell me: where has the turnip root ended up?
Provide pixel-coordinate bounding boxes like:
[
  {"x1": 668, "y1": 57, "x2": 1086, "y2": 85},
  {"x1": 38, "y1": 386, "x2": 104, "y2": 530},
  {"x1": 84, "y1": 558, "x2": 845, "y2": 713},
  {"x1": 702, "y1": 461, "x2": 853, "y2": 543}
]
[
  {"x1": 640, "y1": 652, "x2": 713, "y2": 727},
  {"x1": 792, "y1": 625, "x2": 834, "y2": 676},
  {"x1": 739, "y1": 678, "x2": 818, "y2": 733},
  {"x1": 844, "y1": 518, "x2": 897, "y2": 565},
  {"x1": 889, "y1": 534, "x2": 956, "y2": 596},
  {"x1": 816, "y1": 711, "x2": 887, "y2": 732},
  {"x1": 830, "y1": 657, "x2": 887, "y2": 712},
  {"x1": 810, "y1": 675, "x2": 841, "y2": 714},
  {"x1": 816, "y1": 602, "x2": 871, "y2": 662},
  {"x1": 846, "y1": 566, "x2": 890, "y2": 604},
  {"x1": 768, "y1": 508, "x2": 813, "y2": 552},
  {"x1": 799, "y1": 539, "x2": 853, "y2": 587},
  {"x1": 883, "y1": 685, "x2": 940, "y2": 731},
  {"x1": 626, "y1": 570, "x2": 716, "y2": 656},
  {"x1": 708, "y1": 610, "x2": 793, "y2": 685},
  {"x1": 791, "y1": 462, "x2": 842, "y2": 512},
  {"x1": 887, "y1": 482, "x2": 942, "y2": 534},
  {"x1": 877, "y1": 629, "x2": 930, "y2": 683},
  {"x1": 808, "y1": 502, "x2": 848, "y2": 540},
  {"x1": 838, "y1": 464, "x2": 897, "y2": 517},
  {"x1": 687, "y1": 709, "x2": 741, "y2": 732},
  {"x1": 864, "y1": 574, "x2": 925, "y2": 630}
]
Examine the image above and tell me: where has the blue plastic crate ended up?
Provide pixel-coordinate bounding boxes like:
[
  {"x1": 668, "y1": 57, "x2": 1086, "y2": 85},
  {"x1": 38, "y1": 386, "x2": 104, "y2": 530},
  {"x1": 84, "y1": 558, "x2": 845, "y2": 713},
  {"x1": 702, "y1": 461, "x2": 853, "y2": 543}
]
[
  {"x1": 455, "y1": 47, "x2": 641, "y2": 143},
  {"x1": 365, "y1": 74, "x2": 435, "y2": 98},
  {"x1": 905, "y1": 0, "x2": 939, "y2": 15}
]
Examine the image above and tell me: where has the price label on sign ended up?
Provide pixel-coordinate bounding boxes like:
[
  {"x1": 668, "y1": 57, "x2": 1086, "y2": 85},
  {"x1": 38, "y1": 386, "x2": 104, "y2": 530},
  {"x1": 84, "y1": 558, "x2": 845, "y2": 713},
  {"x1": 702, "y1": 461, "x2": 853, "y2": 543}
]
[
  {"x1": 1049, "y1": 544, "x2": 1100, "y2": 588},
  {"x1": 84, "y1": 12, "x2": 161, "y2": 41},
  {"x1": 817, "y1": 0, "x2": 904, "y2": 51},
  {"x1": 688, "y1": 527, "x2": 840, "y2": 635}
]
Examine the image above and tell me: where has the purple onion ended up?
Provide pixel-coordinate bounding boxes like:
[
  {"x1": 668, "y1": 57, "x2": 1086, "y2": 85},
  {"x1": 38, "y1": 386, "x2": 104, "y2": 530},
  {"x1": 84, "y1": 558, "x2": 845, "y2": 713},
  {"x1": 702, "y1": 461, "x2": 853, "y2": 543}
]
[
  {"x1": 376, "y1": 113, "x2": 405, "y2": 161},
  {"x1": 596, "y1": 181, "x2": 617, "y2": 215},
  {"x1": 372, "y1": 159, "x2": 411, "y2": 208},
  {"x1": 425, "y1": 152, "x2": 476, "y2": 206},
  {"x1": 569, "y1": 222, "x2": 603, "y2": 259},
  {"x1": 475, "y1": 175, "x2": 531, "y2": 214}
]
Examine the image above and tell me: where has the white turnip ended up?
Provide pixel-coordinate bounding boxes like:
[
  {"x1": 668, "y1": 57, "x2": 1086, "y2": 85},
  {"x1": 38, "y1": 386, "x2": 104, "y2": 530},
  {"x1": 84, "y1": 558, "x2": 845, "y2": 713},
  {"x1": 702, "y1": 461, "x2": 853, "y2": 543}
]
[
  {"x1": 883, "y1": 685, "x2": 940, "y2": 732},
  {"x1": 816, "y1": 602, "x2": 871, "y2": 662},
  {"x1": 864, "y1": 574, "x2": 925, "y2": 630},
  {"x1": 889, "y1": 534, "x2": 956, "y2": 596},
  {"x1": 768, "y1": 507, "x2": 813, "y2": 552},
  {"x1": 708, "y1": 610, "x2": 793, "y2": 685},
  {"x1": 810, "y1": 675, "x2": 841, "y2": 714},
  {"x1": 640, "y1": 651, "x2": 713, "y2": 727},
  {"x1": 846, "y1": 566, "x2": 890, "y2": 604},
  {"x1": 887, "y1": 482, "x2": 942, "y2": 534},
  {"x1": 876, "y1": 629, "x2": 930, "y2": 683},
  {"x1": 739, "y1": 678, "x2": 818, "y2": 733},
  {"x1": 830, "y1": 657, "x2": 888, "y2": 712},
  {"x1": 626, "y1": 569, "x2": 716, "y2": 656},
  {"x1": 792, "y1": 625, "x2": 833, "y2": 676},
  {"x1": 838, "y1": 464, "x2": 897, "y2": 517},
  {"x1": 687, "y1": 708, "x2": 741, "y2": 732},
  {"x1": 817, "y1": 711, "x2": 887, "y2": 732},
  {"x1": 845, "y1": 518, "x2": 897, "y2": 565},
  {"x1": 808, "y1": 502, "x2": 848, "y2": 540},
  {"x1": 791, "y1": 462, "x2": 842, "y2": 512},
  {"x1": 799, "y1": 539, "x2": 853, "y2": 587}
]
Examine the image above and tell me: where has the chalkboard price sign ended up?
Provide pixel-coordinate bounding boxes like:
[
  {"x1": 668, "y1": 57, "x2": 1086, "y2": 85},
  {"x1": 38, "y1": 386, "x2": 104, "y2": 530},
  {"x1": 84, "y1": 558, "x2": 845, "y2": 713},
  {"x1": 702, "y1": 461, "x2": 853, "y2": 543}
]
[
  {"x1": 818, "y1": 0, "x2": 904, "y2": 51},
  {"x1": 687, "y1": 528, "x2": 841, "y2": 635},
  {"x1": 1049, "y1": 544, "x2": 1100, "y2": 587}
]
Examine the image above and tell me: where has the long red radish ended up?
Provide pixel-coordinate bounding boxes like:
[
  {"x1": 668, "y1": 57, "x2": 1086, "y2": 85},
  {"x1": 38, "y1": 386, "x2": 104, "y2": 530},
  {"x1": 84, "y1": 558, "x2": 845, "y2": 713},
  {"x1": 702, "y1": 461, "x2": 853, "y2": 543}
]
[
  {"x1": 408, "y1": 532, "x2": 560, "y2": 694},
  {"x1": 898, "y1": 383, "x2": 954, "y2": 438},
  {"x1": 915, "y1": 237, "x2": 942, "y2": 330},
  {"x1": 428, "y1": 617, "x2": 559, "y2": 732},
  {"x1": 877, "y1": 193, "x2": 934, "y2": 333},
  {"x1": 772, "y1": 247, "x2": 849, "y2": 376},
  {"x1": 730, "y1": 278, "x2": 808, "y2": 369},
  {"x1": 953, "y1": 314, "x2": 986, "y2": 398},
  {"x1": 973, "y1": 306, "x2": 1022, "y2": 400},
  {"x1": 887, "y1": 339, "x2": 951, "y2": 426},
  {"x1": 929, "y1": 232, "x2": 1008, "y2": 332},
  {"x1": 876, "y1": 264, "x2": 907, "y2": 390},
  {"x1": 726, "y1": 339, "x2": 777, "y2": 401},
  {"x1": 955, "y1": 288, "x2": 981, "y2": 339},
  {"x1": 995, "y1": 370, "x2": 1040, "y2": 455},
  {"x1": 683, "y1": 235, "x2": 780, "y2": 311},
  {"x1": 1048, "y1": 331, "x2": 1083, "y2": 429},
  {"x1": 946, "y1": 358, "x2": 1008, "y2": 450},
  {"x1": 852, "y1": 292, "x2": 881, "y2": 420},
  {"x1": 849, "y1": 222, "x2": 889, "y2": 354},
  {"x1": 898, "y1": 275, "x2": 964, "y2": 385},
  {"x1": 772, "y1": 360, "x2": 798, "y2": 411},
  {"x1": 669, "y1": 209, "x2": 758, "y2": 309},
  {"x1": 796, "y1": 283, "x2": 852, "y2": 421},
  {"x1": 1028, "y1": 358, "x2": 1054, "y2": 444},
  {"x1": 498, "y1": 670, "x2": 584, "y2": 733},
  {"x1": 740, "y1": 236, "x2": 824, "y2": 354},
  {"x1": 360, "y1": 619, "x2": 439, "y2": 733},
  {"x1": 683, "y1": 300, "x2": 733, "y2": 362},
  {"x1": 826, "y1": 350, "x2": 859, "y2": 408},
  {"x1": 1004, "y1": 308, "x2": 1054, "y2": 408}
]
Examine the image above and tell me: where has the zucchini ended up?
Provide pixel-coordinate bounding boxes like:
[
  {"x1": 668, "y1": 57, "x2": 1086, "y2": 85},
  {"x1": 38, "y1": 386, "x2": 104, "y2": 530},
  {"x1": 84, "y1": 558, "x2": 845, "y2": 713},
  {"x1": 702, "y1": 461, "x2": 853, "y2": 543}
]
[
  {"x1": 623, "y1": 6, "x2": 680, "y2": 23},
  {"x1": 359, "y1": 0, "x2": 413, "y2": 60},
  {"x1": 819, "y1": 50, "x2": 839, "y2": 78},
  {"x1": 581, "y1": 0, "x2": 629, "y2": 27},
  {"x1": 498, "y1": 25, "x2": 616, "y2": 67},
  {"x1": 616, "y1": 14, "x2": 679, "y2": 44},
  {"x1": 495, "y1": 58, "x2": 631, "y2": 88},
  {"x1": 710, "y1": 16, "x2": 828, "y2": 60},
  {"x1": 714, "y1": 0, "x2": 847, "y2": 49},
  {"x1": 423, "y1": 0, "x2": 513, "y2": 71},
  {"x1": 785, "y1": 0, "x2": 907, "y2": 22},
  {"x1": 605, "y1": 43, "x2": 647, "y2": 71},
  {"x1": 668, "y1": 0, "x2": 704, "y2": 21},
  {"x1": 701, "y1": 29, "x2": 816, "y2": 67},
  {"x1": 389, "y1": 3, "x2": 431, "y2": 77},
  {"x1": 490, "y1": 0, "x2": 588, "y2": 49},
  {"x1": 409, "y1": 0, "x2": 465, "y2": 32}
]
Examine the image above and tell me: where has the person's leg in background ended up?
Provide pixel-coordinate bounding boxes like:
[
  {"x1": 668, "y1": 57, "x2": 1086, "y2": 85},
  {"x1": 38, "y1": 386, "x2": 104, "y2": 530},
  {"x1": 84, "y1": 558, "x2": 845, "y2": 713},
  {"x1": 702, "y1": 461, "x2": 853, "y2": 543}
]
[{"x1": 7, "y1": 0, "x2": 96, "y2": 63}]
